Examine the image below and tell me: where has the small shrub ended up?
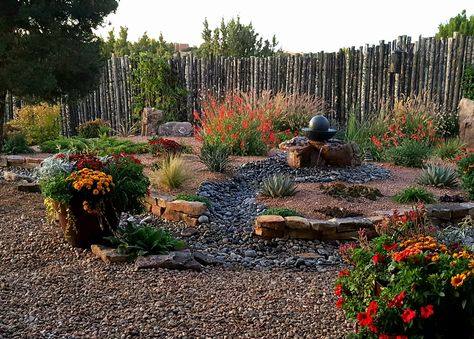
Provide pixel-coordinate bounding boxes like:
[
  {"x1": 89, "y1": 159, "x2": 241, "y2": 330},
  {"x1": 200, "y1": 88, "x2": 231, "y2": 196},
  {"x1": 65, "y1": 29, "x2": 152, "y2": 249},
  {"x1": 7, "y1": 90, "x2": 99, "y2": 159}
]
[
  {"x1": 434, "y1": 110, "x2": 459, "y2": 138},
  {"x1": 1, "y1": 132, "x2": 33, "y2": 154},
  {"x1": 8, "y1": 103, "x2": 61, "y2": 145},
  {"x1": 39, "y1": 136, "x2": 149, "y2": 155},
  {"x1": 385, "y1": 139, "x2": 432, "y2": 168},
  {"x1": 315, "y1": 206, "x2": 363, "y2": 218},
  {"x1": 457, "y1": 151, "x2": 474, "y2": 199},
  {"x1": 394, "y1": 186, "x2": 436, "y2": 204},
  {"x1": 435, "y1": 138, "x2": 464, "y2": 160},
  {"x1": 199, "y1": 142, "x2": 230, "y2": 173},
  {"x1": 261, "y1": 174, "x2": 297, "y2": 198},
  {"x1": 106, "y1": 221, "x2": 185, "y2": 260},
  {"x1": 417, "y1": 164, "x2": 458, "y2": 188},
  {"x1": 261, "y1": 207, "x2": 303, "y2": 217},
  {"x1": 152, "y1": 154, "x2": 189, "y2": 190},
  {"x1": 148, "y1": 137, "x2": 183, "y2": 156},
  {"x1": 78, "y1": 119, "x2": 110, "y2": 138},
  {"x1": 175, "y1": 193, "x2": 211, "y2": 207},
  {"x1": 320, "y1": 183, "x2": 382, "y2": 201}
]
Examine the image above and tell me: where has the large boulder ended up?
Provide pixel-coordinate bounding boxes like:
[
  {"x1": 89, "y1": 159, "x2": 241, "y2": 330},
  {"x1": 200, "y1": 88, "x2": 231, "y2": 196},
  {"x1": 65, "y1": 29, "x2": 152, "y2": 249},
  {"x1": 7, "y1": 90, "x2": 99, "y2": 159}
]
[
  {"x1": 158, "y1": 122, "x2": 194, "y2": 137},
  {"x1": 459, "y1": 98, "x2": 474, "y2": 147},
  {"x1": 140, "y1": 107, "x2": 163, "y2": 136}
]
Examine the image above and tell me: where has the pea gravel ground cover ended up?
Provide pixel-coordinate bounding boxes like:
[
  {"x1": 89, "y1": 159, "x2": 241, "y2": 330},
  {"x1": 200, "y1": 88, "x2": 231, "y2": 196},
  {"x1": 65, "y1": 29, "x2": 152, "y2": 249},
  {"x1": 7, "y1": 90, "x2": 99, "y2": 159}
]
[{"x1": 0, "y1": 184, "x2": 352, "y2": 338}]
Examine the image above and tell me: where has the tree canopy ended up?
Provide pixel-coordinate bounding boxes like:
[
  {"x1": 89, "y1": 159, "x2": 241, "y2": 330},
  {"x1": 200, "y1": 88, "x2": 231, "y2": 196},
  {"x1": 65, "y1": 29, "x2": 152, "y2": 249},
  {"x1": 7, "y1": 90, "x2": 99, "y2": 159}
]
[
  {"x1": 197, "y1": 17, "x2": 279, "y2": 57},
  {"x1": 0, "y1": 0, "x2": 118, "y2": 143},
  {"x1": 436, "y1": 10, "x2": 474, "y2": 38}
]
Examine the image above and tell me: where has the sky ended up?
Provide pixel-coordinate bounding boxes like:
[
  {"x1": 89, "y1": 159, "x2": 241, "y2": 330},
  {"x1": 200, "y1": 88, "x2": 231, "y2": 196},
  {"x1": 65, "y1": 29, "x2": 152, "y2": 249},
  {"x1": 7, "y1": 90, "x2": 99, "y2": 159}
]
[{"x1": 95, "y1": 0, "x2": 474, "y2": 53}]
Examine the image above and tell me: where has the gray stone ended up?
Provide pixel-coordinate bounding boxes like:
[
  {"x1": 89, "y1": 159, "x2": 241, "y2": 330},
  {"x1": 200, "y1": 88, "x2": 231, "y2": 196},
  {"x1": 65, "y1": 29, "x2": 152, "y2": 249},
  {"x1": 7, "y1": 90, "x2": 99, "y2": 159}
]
[
  {"x1": 181, "y1": 227, "x2": 199, "y2": 237},
  {"x1": 135, "y1": 250, "x2": 202, "y2": 272},
  {"x1": 140, "y1": 216, "x2": 153, "y2": 224},
  {"x1": 193, "y1": 252, "x2": 222, "y2": 266},
  {"x1": 330, "y1": 217, "x2": 373, "y2": 232},
  {"x1": 158, "y1": 121, "x2": 193, "y2": 137},
  {"x1": 198, "y1": 215, "x2": 209, "y2": 224},
  {"x1": 244, "y1": 249, "x2": 257, "y2": 258}
]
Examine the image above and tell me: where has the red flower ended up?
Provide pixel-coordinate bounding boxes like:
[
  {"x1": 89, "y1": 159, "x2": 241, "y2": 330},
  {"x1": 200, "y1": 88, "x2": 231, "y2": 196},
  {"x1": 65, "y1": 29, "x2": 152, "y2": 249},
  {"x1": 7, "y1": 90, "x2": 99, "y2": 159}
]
[
  {"x1": 368, "y1": 323, "x2": 378, "y2": 333},
  {"x1": 396, "y1": 336, "x2": 408, "y2": 339},
  {"x1": 383, "y1": 243, "x2": 397, "y2": 251},
  {"x1": 336, "y1": 297, "x2": 344, "y2": 309},
  {"x1": 420, "y1": 305, "x2": 434, "y2": 319},
  {"x1": 372, "y1": 253, "x2": 384, "y2": 264},
  {"x1": 339, "y1": 269, "x2": 350, "y2": 277},
  {"x1": 400, "y1": 308, "x2": 416, "y2": 323},
  {"x1": 357, "y1": 312, "x2": 373, "y2": 326},
  {"x1": 335, "y1": 284, "x2": 342, "y2": 296},
  {"x1": 379, "y1": 335, "x2": 390, "y2": 339},
  {"x1": 388, "y1": 292, "x2": 405, "y2": 308},
  {"x1": 367, "y1": 301, "x2": 378, "y2": 317}
]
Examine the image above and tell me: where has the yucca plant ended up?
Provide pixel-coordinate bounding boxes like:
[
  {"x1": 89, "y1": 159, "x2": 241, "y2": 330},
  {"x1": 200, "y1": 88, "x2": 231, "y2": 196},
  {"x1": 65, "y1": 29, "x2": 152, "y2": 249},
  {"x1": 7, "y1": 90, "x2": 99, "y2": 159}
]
[
  {"x1": 417, "y1": 164, "x2": 458, "y2": 188},
  {"x1": 261, "y1": 174, "x2": 298, "y2": 198},
  {"x1": 199, "y1": 142, "x2": 230, "y2": 173},
  {"x1": 151, "y1": 154, "x2": 189, "y2": 190}
]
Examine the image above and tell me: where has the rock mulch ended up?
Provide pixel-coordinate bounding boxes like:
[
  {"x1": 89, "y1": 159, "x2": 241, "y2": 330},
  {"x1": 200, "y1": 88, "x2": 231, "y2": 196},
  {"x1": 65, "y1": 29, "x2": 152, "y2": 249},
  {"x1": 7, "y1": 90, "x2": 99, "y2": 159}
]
[{"x1": 1, "y1": 184, "x2": 352, "y2": 338}]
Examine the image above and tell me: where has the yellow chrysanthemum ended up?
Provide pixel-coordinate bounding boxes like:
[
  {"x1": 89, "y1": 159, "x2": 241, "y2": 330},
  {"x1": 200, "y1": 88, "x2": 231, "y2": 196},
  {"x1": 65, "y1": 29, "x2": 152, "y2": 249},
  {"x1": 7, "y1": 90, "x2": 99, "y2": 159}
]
[{"x1": 451, "y1": 273, "x2": 467, "y2": 288}]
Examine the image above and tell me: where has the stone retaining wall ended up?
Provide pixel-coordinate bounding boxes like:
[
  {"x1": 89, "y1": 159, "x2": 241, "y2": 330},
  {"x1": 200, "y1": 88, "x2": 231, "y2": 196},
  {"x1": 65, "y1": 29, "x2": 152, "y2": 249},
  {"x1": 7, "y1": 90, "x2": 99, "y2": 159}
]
[{"x1": 146, "y1": 194, "x2": 208, "y2": 226}]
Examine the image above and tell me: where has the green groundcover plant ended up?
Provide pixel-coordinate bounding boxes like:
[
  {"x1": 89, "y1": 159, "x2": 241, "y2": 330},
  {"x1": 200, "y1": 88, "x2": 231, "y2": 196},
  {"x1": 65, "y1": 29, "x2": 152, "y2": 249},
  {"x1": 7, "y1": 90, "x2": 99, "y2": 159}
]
[
  {"x1": 335, "y1": 206, "x2": 474, "y2": 338},
  {"x1": 457, "y1": 148, "x2": 474, "y2": 200}
]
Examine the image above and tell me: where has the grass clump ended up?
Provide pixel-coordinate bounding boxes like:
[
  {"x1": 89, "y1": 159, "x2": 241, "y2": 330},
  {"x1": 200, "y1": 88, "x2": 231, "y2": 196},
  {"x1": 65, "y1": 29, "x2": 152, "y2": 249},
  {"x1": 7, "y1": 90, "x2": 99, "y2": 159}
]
[
  {"x1": 1, "y1": 132, "x2": 33, "y2": 154},
  {"x1": 175, "y1": 193, "x2": 211, "y2": 207},
  {"x1": 393, "y1": 186, "x2": 436, "y2": 204},
  {"x1": 261, "y1": 174, "x2": 297, "y2": 198},
  {"x1": 199, "y1": 142, "x2": 230, "y2": 173},
  {"x1": 152, "y1": 154, "x2": 189, "y2": 190},
  {"x1": 417, "y1": 164, "x2": 458, "y2": 188},
  {"x1": 385, "y1": 139, "x2": 432, "y2": 168},
  {"x1": 261, "y1": 207, "x2": 303, "y2": 217},
  {"x1": 434, "y1": 138, "x2": 464, "y2": 160}
]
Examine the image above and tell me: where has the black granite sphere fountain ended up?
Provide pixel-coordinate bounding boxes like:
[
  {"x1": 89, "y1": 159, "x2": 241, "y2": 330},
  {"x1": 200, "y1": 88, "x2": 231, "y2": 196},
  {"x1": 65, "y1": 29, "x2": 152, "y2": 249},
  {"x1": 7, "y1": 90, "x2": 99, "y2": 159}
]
[{"x1": 302, "y1": 115, "x2": 337, "y2": 141}]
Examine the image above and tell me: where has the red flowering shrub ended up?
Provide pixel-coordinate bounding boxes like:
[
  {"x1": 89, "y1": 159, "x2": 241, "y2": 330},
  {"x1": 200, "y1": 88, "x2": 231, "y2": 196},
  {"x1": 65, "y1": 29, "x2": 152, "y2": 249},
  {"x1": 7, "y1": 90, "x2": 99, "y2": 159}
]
[
  {"x1": 371, "y1": 111, "x2": 438, "y2": 154},
  {"x1": 193, "y1": 93, "x2": 277, "y2": 156},
  {"x1": 148, "y1": 137, "x2": 183, "y2": 156},
  {"x1": 335, "y1": 208, "x2": 474, "y2": 338}
]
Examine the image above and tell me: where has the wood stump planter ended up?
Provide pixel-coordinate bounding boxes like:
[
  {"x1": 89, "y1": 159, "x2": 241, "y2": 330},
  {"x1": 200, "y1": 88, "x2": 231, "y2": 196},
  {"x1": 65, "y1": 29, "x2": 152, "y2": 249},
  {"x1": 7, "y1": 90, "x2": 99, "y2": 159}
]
[{"x1": 54, "y1": 198, "x2": 119, "y2": 248}]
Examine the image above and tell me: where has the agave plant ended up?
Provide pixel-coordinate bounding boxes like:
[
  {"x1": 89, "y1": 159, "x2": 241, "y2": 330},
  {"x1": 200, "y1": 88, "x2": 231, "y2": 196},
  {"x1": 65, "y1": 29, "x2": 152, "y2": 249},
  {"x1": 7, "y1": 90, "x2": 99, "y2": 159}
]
[
  {"x1": 261, "y1": 173, "x2": 297, "y2": 198},
  {"x1": 417, "y1": 164, "x2": 458, "y2": 188}
]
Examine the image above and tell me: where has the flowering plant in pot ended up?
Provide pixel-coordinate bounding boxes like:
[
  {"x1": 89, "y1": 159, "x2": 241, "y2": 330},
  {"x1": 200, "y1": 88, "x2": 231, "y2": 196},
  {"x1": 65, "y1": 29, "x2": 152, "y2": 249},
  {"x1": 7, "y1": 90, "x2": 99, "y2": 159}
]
[
  {"x1": 38, "y1": 152, "x2": 150, "y2": 248},
  {"x1": 335, "y1": 208, "x2": 474, "y2": 338}
]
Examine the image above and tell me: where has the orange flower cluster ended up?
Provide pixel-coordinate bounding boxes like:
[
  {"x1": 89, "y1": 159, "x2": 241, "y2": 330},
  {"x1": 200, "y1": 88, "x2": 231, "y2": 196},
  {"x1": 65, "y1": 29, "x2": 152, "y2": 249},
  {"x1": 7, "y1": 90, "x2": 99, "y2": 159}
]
[{"x1": 69, "y1": 168, "x2": 114, "y2": 213}]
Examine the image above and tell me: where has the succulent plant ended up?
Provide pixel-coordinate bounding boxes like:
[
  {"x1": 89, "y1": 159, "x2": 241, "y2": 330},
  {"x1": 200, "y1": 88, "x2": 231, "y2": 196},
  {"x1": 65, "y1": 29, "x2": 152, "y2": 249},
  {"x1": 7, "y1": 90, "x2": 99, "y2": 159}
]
[
  {"x1": 417, "y1": 164, "x2": 458, "y2": 188},
  {"x1": 261, "y1": 174, "x2": 297, "y2": 198}
]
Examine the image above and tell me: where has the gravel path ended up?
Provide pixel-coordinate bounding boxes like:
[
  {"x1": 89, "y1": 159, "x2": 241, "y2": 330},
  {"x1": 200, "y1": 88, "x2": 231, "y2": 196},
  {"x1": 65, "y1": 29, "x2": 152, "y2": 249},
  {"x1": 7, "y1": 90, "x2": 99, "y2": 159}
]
[{"x1": 0, "y1": 183, "x2": 352, "y2": 338}]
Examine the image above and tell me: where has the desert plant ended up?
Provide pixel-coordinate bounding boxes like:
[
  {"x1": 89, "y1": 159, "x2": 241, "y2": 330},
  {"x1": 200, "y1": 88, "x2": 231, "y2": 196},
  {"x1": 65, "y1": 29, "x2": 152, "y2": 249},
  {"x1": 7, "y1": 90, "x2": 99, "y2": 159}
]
[
  {"x1": 385, "y1": 139, "x2": 432, "y2": 168},
  {"x1": 261, "y1": 207, "x2": 303, "y2": 217},
  {"x1": 199, "y1": 142, "x2": 230, "y2": 173},
  {"x1": 175, "y1": 193, "x2": 211, "y2": 207},
  {"x1": 261, "y1": 174, "x2": 297, "y2": 198},
  {"x1": 8, "y1": 103, "x2": 61, "y2": 145},
  {"x1": 320, "y1": 183, "x2": 383, "y2": 201},
  {"x1": 394, "y1": 186, "x2": 436, "y2": 204},
  {"x1": 435, "y1": 138, "x2": 464, "y2": 160},
  {"x1": 417, "y1": 164, "x2": 458, "y2": 188},
  {"x1": 78, "y1": 119, "x2": 110, "y2": 138},
  {"x1": 1, "y1": 132, "x2": 33, "y2": 154},
  {"x1": 152, "y1": 154, "x2": 189, "y2": 190},
  {"x1": 106, "y1": 221, "x2": 185, "y2": 259}
]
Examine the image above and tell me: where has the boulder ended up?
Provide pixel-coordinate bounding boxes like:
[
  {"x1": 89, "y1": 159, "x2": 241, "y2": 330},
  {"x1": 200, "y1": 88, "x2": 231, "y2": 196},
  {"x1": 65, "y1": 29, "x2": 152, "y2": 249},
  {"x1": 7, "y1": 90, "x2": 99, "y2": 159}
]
[
  {"x1": 135, "y1": 250, "x2": 202, "y2": 272},
  {"x1": 141, "y1": 107, "x2": 163, "y2": 136},
  {"x1": 158, "y1": 122, "x2": 193, "y2": 137},
  {"x1": 282, "y1": 139, "x2": 361, "y2": 168},
  {"x1": 459, "y1": 98, "x2": 474, "y2": 147}
]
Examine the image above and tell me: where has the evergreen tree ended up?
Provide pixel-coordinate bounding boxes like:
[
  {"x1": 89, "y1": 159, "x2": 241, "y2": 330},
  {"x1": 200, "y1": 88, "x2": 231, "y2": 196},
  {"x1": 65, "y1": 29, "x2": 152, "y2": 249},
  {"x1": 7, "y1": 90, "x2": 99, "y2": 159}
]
[{"x1": 0, "y1": 0, "x2": 118, "y2": 145}]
